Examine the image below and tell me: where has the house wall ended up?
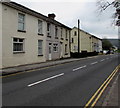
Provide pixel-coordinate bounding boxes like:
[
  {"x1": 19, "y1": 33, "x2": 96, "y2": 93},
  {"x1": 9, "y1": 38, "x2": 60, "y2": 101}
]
[
  {"x1": 98, "y1": 39, "x2": 102, "y2": 52},
  {"x1": 2, "y1": 4, "x2": 46, "y2": 68},
  {"x1": 92, "y1": 37, "x2": 99, "y2": 52},
  {"x1": 46, "y1": 23, "x2": 60, "y2": 60},
  {"x1": 80, "y1": 31, "x2": 91, "y2": 52},
  {"x1": 71, "y1": 27, "x2": 91, "y2": 53},
  {"x1": 60, "y1": 28, "x2": 70, "y2": 58},
  {"x1": 71, "y1": 28, "x2": 78, "y2": 53},
  {"x1": 0, "y1": 3, "x2": 2, "y2": 69}
]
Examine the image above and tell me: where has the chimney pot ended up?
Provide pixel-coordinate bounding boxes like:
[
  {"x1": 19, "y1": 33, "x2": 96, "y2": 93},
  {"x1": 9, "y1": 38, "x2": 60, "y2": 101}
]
[{"x1": 48, "y1": 13, "x2": 56, "y2": 19}]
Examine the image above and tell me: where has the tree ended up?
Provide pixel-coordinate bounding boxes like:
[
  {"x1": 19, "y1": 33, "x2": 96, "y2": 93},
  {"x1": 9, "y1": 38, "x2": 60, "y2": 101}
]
[
  {"x1": 96, "y1": 0, "x2": 120, "y2": 26},
  {"x1": 102, "y1": 38, "x2": 113, "y2": 50}
]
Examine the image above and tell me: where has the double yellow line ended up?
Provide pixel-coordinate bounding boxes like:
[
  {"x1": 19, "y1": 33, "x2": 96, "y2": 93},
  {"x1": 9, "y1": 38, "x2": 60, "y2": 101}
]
[{"x1": 84, "y1": 64, "x2": 120, "y2": 107}]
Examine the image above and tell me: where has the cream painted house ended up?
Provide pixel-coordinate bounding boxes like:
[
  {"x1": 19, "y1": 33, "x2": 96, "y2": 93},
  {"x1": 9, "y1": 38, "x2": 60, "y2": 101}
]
[
  {"x1": 71, "y1": 27, "x2": 102, "y2": 53},
  {"x1": 91, "y1": 35, "x2": 102, "y2": 52},
  {"x1": 0, "y1": 2, "x2": 71, "y2": 68},
  {"x1": 71, "y1": 27, "x2": 92, "y2": 53},
  {"x1": 60, "y1": 28, "x2": 71, "y2": 59}
]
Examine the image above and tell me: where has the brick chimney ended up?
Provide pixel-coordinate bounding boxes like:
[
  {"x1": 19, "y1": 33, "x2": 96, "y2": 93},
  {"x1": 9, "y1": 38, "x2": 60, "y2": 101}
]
[{"x1": 48, "y1": 13, "x2": 56, "y2": 19}]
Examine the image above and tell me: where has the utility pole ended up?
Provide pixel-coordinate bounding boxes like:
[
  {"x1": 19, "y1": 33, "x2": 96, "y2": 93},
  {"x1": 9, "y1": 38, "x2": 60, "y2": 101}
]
[{"x1": 78, "y1": 19, "x2": 80, "y2": 53}]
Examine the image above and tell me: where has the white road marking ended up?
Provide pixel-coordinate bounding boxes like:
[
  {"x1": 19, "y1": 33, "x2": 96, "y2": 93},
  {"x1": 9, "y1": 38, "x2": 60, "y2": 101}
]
[
  {"x1": 28, "y1": 73, "x2": 64, "y2": 87},
  {"x1": 91, "y1": 62, "x2": 98, "y2": 65},
  {"x1": 100, "y1": 59, "x2": 105, "y2": 62},
  {"x1": 73, "y1": 65, "x2": 86, "y2": 71}
]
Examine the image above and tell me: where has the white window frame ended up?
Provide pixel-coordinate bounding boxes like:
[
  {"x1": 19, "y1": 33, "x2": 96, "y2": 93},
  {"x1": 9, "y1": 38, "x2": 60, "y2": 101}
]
[
  {"x1": 61, "y1": 28, "x2": 63, "y2": 38},
  {"x1": 38, "y1": 40, "x2": 43, "y2": 56},
  {"x1": 47, "y1": 23, "x2": 51, "y2": 36},
  {"x1": 38, "y1": 20, "x2": 43, "y2": 34},
  {"x1": 18, "y1": 13, "x2": 25, "y2": 31},
  {"x1": 53, "y1": 43, "x2": 58, "y2": 52},
  {"x1": 55, "y1": 26, "x2": 58, "y2": 38},
  {"x1": 13, "y1": 37, "x2": 25, "y2": 53}
]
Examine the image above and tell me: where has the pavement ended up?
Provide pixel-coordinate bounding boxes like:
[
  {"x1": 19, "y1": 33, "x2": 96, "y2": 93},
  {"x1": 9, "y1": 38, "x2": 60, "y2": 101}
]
[
  {"x1": 1, "y1": 58, "x2": 79, "y2": 76},
  {"x1": 1, "y1": 54, "x2": 120, "y2": 106},
  {"x1": 1, "y1": 56, "x2": 99, "y2": 76},
  {"x1": 102, "y1": 72, "x2": 119, "y2": 107},
  {"x1": 96, "y1": 69, "x2": 120, "y2": 107}
]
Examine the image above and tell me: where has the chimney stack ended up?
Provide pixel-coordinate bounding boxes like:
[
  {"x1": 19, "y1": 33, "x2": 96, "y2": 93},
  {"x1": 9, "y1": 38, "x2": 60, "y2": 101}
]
[{"x1": 48, "y1": 13, "x2": 56, "y2": 19}]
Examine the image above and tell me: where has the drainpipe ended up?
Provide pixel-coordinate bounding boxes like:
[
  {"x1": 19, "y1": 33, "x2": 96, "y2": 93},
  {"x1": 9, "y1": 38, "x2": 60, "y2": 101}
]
[{"x1": 78, "y1": 19, "x2": 80, "y2": 54}]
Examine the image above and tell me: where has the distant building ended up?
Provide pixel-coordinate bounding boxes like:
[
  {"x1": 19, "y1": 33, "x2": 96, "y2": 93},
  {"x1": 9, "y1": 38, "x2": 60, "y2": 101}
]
[{"x1": 70, "y1": 27, "x2": 102, "y2": 54}]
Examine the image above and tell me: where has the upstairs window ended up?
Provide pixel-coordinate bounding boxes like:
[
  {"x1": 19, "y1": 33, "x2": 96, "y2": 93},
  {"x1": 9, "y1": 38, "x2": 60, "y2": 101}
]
[
  {"x1": 38, "y1": 20, "x2": 43, "y2": 35},
  {"x1": 55, "y1": 26, "x2": 58, "y2": 39},
  {"x1": 74, "y1": 31, "x2": 77, "y2": 36},
  {"x1": 66, "y1": 30, "x2": 68, "y2": 39},
  {"x1": 47, "y1": 23, "x2": 51, "y2": 36},
  {"x1": 61, "y1": 28, "x2": 63, "y2": 38},
  {"x1": 18, "y1": 13, "x2": 25, "y2": 31}
]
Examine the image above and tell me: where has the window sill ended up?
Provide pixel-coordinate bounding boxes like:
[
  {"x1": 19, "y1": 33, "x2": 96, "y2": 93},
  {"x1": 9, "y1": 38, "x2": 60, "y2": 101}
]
[
  {"x1": 61, "y1": 38, "x2": 64, "y2": 40},
  {"x1": 13, "y1": 51, "x2": 25, "y2": 54},
  {"x1": 38, "y1": 33, "x2": 44, "y2": 36},
  {"x1": 53, "y1": 51, "x2": 58, "y2": 53},
  {"x1": 65, "y1": 53, "x2": 68, "y2": 55},
  {"x1": 47, "y1": 35, "x2": 51, "y2": 38},
  {"x1": 66, "y1": 39, "x2": 68, "y2": 41},
  {"x1": 55, "y1": 37, "x2": 58, "y2": 39},
  {"x1": 38, "y1": 54, "x2": 43, "y2": 56},
  {"x1": 17, "y1": 30, "x2": 26, "y2": 33}
]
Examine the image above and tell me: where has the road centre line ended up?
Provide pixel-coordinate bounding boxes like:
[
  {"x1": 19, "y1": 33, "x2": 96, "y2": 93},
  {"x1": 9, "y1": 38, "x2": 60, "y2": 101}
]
[
  {"x1": 91, "y1": 62, "x2": 98, "y2": 65},
  {"x1": 73, "y1": 65, "x2": 86, "y2": 71},
  {"x1": 28, "y1": 73, "x2": 64, "y2": 87},
  {"x1": 100, "y1": 59, "x2": 105, "y2": 62}
]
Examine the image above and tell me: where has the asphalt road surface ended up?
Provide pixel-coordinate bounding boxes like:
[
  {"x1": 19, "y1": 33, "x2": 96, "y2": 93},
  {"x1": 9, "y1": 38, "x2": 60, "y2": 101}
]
[{"x1": 2, "y1": 54, "x2": 120, "y2": 106}]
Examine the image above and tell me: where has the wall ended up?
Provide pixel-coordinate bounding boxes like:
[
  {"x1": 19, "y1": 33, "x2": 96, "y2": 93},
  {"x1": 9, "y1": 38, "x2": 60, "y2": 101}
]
[
  {"x1": 71, "y1": 27, "x2": 91, "y2": 53},
  {"x1": 46, "y1": 23, "x2": 60, "y2": 60},
  {"x1": 60, "y1": 28, "x2": 70, "y2": 58},
  {"x1": 2, "y1": 4, "x2": 46, "y2": 68},
  {"x1": 0, "y1": 3, "x2": 2, "y2": 69}
]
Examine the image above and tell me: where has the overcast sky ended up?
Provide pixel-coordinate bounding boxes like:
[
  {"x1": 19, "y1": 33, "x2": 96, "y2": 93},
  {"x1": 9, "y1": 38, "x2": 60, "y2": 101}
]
[{"x1": 12, "y1": 0, "x2": 118, "y2": 39}]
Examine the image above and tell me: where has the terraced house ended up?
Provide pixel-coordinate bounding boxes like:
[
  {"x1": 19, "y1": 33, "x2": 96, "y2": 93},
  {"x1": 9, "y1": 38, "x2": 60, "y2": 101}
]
[
  {"x1": 71, "y1": 27, "x2": 102, "y2": 54},
  {"x1": 0, "y1": 1, "x2": 71, "y2": 68}
]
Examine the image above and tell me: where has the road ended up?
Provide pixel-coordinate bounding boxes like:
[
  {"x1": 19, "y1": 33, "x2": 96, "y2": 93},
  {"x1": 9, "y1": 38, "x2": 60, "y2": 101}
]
[{"x1": 2, "y1": 54, "x2": 120, "y2": 106}]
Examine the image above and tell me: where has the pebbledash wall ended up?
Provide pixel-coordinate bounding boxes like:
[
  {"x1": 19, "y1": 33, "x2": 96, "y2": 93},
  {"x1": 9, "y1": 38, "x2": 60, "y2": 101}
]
[{"x1": 1, "y1": 2, "x2": 71, "y2": 68}]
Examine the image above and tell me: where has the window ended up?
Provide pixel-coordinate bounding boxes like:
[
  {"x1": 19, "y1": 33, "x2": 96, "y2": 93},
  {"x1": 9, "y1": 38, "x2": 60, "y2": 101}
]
[
  {"x1": 55, "y1": 26, "x2": 58, "y2": 38},
  {"x1": 47, "y1": 23, "x2": 51, "y2": 36},
  {"x1": 38, "y1": 20, "x2": 43, "y2": 34},
  {"x1": 74, "y1": 31, "x2": 77, "y2": 36},
  {"x1": 66, "y1": 30, "x2": 68, "y2": 39},
  {"x1": 38, "y1": 40, "x2": 43, "y2": 55},
  {"x1": 65, "y1": 44, "x2": 67, "y2": 54},
  {"x1": 13, "y1": 38, "x2": 24, "y2": 52},
  {"x1": 53, "y1": 43, "x2": 58, "y2": 52},
  {"x1": 18, "y1": 13, "x2": 25, "y2": 31},
  {"x1": 61, "y1": 28, "x2": 63, "y2": 37}
]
